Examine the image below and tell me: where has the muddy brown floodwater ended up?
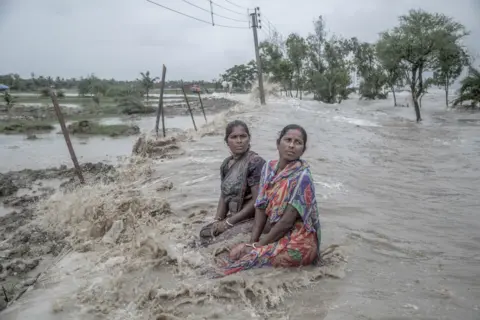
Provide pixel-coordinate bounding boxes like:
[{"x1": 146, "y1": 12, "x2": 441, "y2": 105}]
[{"x1": 0, "y1": 91, "x2": 479, "y2": 319}]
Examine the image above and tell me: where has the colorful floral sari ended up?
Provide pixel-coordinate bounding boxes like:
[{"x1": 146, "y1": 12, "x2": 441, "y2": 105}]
[{"x1": 218, "y1": 159, "x2": 321, "y2": 276}]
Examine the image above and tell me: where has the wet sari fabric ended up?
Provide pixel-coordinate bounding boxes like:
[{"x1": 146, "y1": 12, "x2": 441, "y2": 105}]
[
  {"x1": 220, "y1": 150, "x2": 265, "y2": 214},
  {"x1": 220, "y1": 159, "x2": 321, "y2": 276}
]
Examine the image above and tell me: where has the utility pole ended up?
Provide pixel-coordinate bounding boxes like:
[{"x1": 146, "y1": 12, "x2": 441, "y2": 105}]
[
  {"x1": 209, "y1": 0, "x2": 214, "y2": 26},
  {"x1": 251, "y1": 7, "x2": 266, "y2": 105}
]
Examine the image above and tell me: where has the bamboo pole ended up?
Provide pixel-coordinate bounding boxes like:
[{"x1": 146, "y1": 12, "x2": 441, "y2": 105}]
[
  {"x1": 181, "y1": 80, "x2": 197, "y2": 131},
  {"x1": 49, "y1": 89, "x2": 85, "y2": 184},
  {"x1": 197, "y1": 91, "x2": 207, "y2": 123},
  {"x1": 155, "y1": 65, "x2": 167, "y2": 137}
]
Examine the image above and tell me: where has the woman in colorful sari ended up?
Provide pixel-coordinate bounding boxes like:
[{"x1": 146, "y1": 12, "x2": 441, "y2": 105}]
[
  {"x1": 199, "y1": 120, "x2": 265, "y2": 242},
  {"x1": 217, "y1": 124, "x2": 321, "y2": 276}
]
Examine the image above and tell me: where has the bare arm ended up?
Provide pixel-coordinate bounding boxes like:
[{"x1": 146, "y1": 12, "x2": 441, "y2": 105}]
[
  {"x1": 258, "y1": 204, "x2": 298, "y2": 246},
  {"x1": 228, "y1": 185, "x2": 259, "y2": 225},
  {"x1": 249, "y1": 207, "x2": 267, "y2": 243},
  {"x1": 214, "y1": 195, "x2": 228, "y2": 220}
]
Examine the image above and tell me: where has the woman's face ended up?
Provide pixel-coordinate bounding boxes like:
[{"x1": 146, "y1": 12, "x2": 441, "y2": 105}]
[
  {"x1": 227, "y1": 126, "x2": 250, "y2": 155},
  {"x1": 277, "y1": 129, "x2": 305, "y2": 161}
]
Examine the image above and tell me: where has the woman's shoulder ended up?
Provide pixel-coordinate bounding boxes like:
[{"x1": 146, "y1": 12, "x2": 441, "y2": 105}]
[
  {"x1": 220, "y1": 156, "x2": 232, "y2": 169},
  {"x1": 263, "y1": 159, "x2": 278, "y2": 169},
  {"x1": 299, "y1": 161, "x2": 315, "y2": 182},
  {"x1": 247, "y1": 151, "x2": 267, "y2": 165}
]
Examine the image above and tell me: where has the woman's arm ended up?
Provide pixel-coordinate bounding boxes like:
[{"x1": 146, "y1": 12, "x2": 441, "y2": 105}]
[
  {"x1": 228, "y1": 185, "x2": 259, "y2": 224},
  {"x1": 257, "y1": 204, "x2": 298, "y2": 246},
  {"x1": 214, "y1": 160, "x2": 229, "y2": 220},
  {"x1": 249, "y1": 207, "x2": 267, "y2": 243},
  {"x1": 249, "y1": 159, "x2": 269, "y2": 243},
  {"x1": 214, "y1": 195, "x2": 228, "y2": 220}
]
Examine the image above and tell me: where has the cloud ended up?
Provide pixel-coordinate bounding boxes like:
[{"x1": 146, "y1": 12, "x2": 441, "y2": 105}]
[{"x1": 0, "y1": 0, "x2": 478, "y2": 80}]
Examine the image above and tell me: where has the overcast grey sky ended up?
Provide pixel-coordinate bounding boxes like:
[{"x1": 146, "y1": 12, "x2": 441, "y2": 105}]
[{"x1": 0, "y1": 0, "x2": 479, "y2": 81}]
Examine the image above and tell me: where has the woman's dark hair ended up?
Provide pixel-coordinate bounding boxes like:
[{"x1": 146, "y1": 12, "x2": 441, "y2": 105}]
[
  {"x1": 224, "y1": 120, "x2": 251, "y2": 143},
  {"x1": 277, "y1": 124, "x2": 308, "y2": 151}
]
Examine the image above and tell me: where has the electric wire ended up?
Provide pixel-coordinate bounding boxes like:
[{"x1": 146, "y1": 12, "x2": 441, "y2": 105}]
[
  {"x1": 146, "y1": 0, "x2": 249, "y2": 29},
  {"x1": 181, "y1": 0, "x2": 248, "y2": 23}
]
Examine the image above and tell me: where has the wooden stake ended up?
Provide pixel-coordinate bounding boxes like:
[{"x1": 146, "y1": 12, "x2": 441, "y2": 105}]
[
  {"x1": 197, "y1": 91, "x2": 207, "y2": 123},
  {"x1": 155, "y1": 65, "x2": 167, "y2": 137},
  {"x1": 50, "y1": 90, "x2": 85, "y2": 184},
  {"x1": 181, "y1": 81, "x2": 197, "y2": 131}
]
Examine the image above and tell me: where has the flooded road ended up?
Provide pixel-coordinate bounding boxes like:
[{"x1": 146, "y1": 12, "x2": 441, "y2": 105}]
[{"x1": 1, "y1": 92, "x2": 479, "y2": 319}]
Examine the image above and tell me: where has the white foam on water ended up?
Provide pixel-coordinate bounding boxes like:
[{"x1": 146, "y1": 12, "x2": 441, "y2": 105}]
[{"x1": 333, "y1": 115, "x2": 381, "y2": 127}]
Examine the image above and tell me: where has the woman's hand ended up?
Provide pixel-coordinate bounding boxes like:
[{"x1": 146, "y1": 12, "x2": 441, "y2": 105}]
[
  {"x1": 212, "y1": 220, "x2": 230, "y2": 236},
  {"x1": 229, "y1": 243, "x2": 254, "y2": 261}
]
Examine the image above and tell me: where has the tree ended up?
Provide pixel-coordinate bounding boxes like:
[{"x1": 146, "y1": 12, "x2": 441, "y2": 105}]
[
  {"x1": 309, "y1": 35, "x2": 354, "y2": 103},
  {"x1": 352, "y1": 40, "x2": 388, "y2": 100},
  {"x1": 302, "y1": 16, "x2": 355, "y2": 103},
  {"x1": 432, "y1": 42, "x2": 469, "y2": 108},
  {"x1": 3, "y1": 92, "x2": 13, "y2": 111},
  {"x1": 259, "y1": 41, "x2": 283, "y2": 75},
  {"x1": 259, "y1": 41, "x2": 294, "y2": 95},
  {"x1": 78, "y1": 75, "x2": 96, "y2": 96},
  {"x1": 138, "y1": 71, "x2": 158, "y2": 103},
  {"x1": 381, "y1": 10, "x2": 468, "y2": 122},
  {"x1": 306, "y1": 16, "x2": 327, "y2": 76},
  {"x1": 376, "y1": 33, "x2": 405, "y2": 106},
  {"x1": 452, "y1": 65, "x2": 480, "y2": 108},
  {"x1": 285, "y1": 33, "x2": 308, "y2": 98},
  {"x1": 220, "y1": 61, "x2": 257, "y2": 91}
]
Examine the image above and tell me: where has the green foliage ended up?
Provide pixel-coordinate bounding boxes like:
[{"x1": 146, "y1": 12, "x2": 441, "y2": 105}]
[
  {"x1": 257, "y1": 15, "x2": 355, "y2": 103},
  {"x1": 0, "y1": 120, "x2": 55, "y2": 134},
  {"x1": 308, "y1": 34, "x2": 354, "y2": 103},
  {"x1": 351, "y1": 40, "x2": 387, "y2": 100},
  {"x1": 137, "y1": 71, "x2": 159, "y2": 102},
  {"x1": 376, "y1": 32, "x2": 406, "y2": 106},
  {"x1": 286, "y1": 33, "x2": 308, "y2": 98},
  {"x1": 380, "y1": 9, "x2": 468, "y2": 120},
  {"x1": 453, "y1": 65, "x2": 480, "y2": 108},
  {"x1": 3, "y1": 92, "x2": 13, "y2": 107},
  {"x1": 220, "y1": 60, "x2": 257, "y2": 90},
  {"x1": 432, "y1": 42, "x2": 469, "y2": 107},
  {"x1": 259, "y1": 41, "x2": 294, "y2": 94},
  {"x1": 0, "y1": 74, "x2": 217, "y2": 95},
  {"x1": 67, "y1": 120, "x2": 140, "y2": 137},
  {"x1": 229, "y1": 10, "x2": 471, "y2": 118},
  {"x1": 39, "y1": 87, "x2": 50, "y2": 98}
]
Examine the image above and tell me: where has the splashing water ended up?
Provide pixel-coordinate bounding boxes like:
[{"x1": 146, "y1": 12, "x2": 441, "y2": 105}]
[
  {"x1": 3, "y1": 89, "x2": 479, "y2": 320},
  {"x1": 10, "y1": 94, "x2": 345, "y2": 320}
]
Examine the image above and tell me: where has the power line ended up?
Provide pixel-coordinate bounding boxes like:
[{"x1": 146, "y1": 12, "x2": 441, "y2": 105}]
[
  {"x1": 211, "y1": 1, "x2": 245, "y2": 16},
  {"x1": 223, "y1": 0, "x2": 248, "y2": 10},
  {"x1": 147, "y1": 0, "x2": 210, "y2": 25},
  {"x1": 181, "y1": 0, "x2": 248, "y2": 23},
  {"x1": 146, "y1": 0, "x2": 248, "y2": 29}
]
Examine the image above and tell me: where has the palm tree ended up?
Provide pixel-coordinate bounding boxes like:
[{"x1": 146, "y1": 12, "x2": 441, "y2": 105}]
[
  {"x1": 453, "y1": 65, "x2": 480, "y2": 108},
  {"x1": 138, "y1": 71, "x2": 159, "y2": 103}
]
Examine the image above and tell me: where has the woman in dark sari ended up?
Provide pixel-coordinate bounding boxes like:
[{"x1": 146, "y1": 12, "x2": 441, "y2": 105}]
[{"x1": 200, "y1": 120, "x2": 265, "y2": 242}]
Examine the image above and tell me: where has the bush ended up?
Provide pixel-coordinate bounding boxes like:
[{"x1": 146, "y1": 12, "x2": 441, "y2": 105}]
[
  {"x1": 39, "y1": 87, "x2": 50, "y2": 97},
  {"x1": 117, "y1": 96, "x2": 155, "y2": 115},
  {"x1": 67, "y1": 120, "x2": 140, "y2": 137}
]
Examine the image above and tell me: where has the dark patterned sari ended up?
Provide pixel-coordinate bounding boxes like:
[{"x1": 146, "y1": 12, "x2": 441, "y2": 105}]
[
  {"x1": 199, "y1": 150, "x2": 265, "y2": 244},
  {"x1": 220, "y1": 150, "x2": 264, "y2": 214}
]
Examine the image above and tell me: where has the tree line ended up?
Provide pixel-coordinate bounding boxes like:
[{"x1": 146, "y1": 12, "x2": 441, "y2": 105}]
[
  {"x1": 223, "y1": 9, "x2": 480, "y2": 122},
  {"x1": 0, "y1": 73, "x2": 219, "y2": 98}
]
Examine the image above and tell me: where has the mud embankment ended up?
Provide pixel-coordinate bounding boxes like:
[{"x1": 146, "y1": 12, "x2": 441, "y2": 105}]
[{"x1": 0, "y1": 162, "x2": 116, "y2": 311}]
